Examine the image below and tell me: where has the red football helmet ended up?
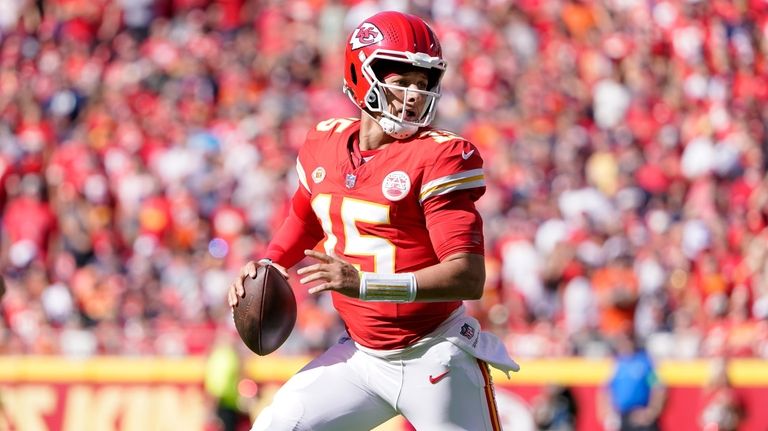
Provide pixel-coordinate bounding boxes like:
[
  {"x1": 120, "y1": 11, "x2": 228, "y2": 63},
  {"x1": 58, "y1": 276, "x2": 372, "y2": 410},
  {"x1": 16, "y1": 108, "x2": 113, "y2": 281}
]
[{"x1": 343, "y1": 11, "x2": 446, "y2": 138}]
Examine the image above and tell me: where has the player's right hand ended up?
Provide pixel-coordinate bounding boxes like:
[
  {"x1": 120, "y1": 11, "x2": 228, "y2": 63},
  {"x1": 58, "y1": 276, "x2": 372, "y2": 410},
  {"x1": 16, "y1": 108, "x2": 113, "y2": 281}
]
[
  {"x1": 298, "y1": 250, "x2": 360, "y2": 298},
  {"x1": 228, "y1": 259, "x2": 288, "y2": 310}
]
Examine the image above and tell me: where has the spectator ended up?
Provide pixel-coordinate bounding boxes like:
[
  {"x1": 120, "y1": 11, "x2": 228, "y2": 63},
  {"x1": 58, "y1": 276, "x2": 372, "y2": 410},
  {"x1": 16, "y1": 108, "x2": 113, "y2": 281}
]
[
  {"x1": 204, "y1": 328, "x2": 249, "y2": 431},
  {"x1": 0, "y1": 274, "x2": 6, "y2": 431},
  {"x1": 592, "y1": 252, "x2": 639, "y2": 339},
  {"x1": 0, "y1": 0, "x2": 764, "y2": 361},
  {"x1": 532, "y1": 384, "x2": 578, "y2": 431},
  {"x1": 699, "y1": 357, "x2": 743, "y2": 431},
  {"x1": 1, "y1": 173, "x2": 57, "y2": 270},
  {"x1": 598, "y1": 330, "x2": 666, "y2": 431}
]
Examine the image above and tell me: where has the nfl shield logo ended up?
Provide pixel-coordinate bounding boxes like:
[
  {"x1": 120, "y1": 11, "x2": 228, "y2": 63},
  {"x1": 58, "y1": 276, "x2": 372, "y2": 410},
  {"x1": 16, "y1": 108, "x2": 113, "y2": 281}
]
[
  {"x1": 460, "y1": 323, "x2": 475, "y2": 340},
  {"x1": 346, "y1": 173, "x2": 357, "y2": 189}
]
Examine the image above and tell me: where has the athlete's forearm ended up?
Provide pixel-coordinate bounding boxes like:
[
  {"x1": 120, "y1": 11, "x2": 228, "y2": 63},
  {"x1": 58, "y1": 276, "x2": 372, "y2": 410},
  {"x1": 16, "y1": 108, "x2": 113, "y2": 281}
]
[
  {"x1": 411, "y1": 252, "x2": 485, "y2": 301},
  {"x1": 265, "y1": 187, "x2": 324, "y2": 268},
  {"x1": 264, "y1": 219, "x2": 322, "y2": 268}
]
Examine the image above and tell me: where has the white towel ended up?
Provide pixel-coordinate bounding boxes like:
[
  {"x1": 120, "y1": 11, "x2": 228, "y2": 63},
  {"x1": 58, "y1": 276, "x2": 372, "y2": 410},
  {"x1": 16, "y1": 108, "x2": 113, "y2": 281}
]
[
  {"x1": 439, "y1": 311, "x2": 521, "y2": 378},
  {"x1": 354, "y1": 305, "x2": 521, "y2": 377}
]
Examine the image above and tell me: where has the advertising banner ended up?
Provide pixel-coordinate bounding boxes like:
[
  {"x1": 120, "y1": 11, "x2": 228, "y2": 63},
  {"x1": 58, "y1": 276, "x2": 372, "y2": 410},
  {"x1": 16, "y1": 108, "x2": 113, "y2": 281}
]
[{"x1": 1, "y1": 357, "x2": 767, "y2": 430}]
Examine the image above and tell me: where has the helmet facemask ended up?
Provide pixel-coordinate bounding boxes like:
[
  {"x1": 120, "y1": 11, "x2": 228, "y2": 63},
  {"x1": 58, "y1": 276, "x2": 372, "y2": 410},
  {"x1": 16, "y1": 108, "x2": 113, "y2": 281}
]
[
  {"x1": 368, "y1": 80, "x2": 439, "y2": 122},
  {"x1": 347, "y1": 50, "x2": 446, "y2": 139}
]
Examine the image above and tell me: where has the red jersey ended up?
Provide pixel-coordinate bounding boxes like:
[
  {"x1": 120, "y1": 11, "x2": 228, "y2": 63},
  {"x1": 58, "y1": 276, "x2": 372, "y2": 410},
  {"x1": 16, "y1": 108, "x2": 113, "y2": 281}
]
[{"x1": 268, "y1": 118, "x2": 486, "y2": 349}]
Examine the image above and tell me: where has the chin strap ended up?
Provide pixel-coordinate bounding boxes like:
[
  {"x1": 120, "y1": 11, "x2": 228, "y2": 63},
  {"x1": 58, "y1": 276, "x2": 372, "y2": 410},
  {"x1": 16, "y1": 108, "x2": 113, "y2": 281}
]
[
  {"x1": 349, "y1": 86, "x2": 422, "y2": 140},
  {"x1": 378, "y1": 116, "x2": 419, "y2": 139}
]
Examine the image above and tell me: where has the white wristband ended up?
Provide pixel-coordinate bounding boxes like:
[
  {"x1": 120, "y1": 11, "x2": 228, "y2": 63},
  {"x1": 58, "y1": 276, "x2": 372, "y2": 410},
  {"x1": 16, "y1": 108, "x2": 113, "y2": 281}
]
[{"x1": 359, "y1": 272, "x2": 417, "y2": 303}]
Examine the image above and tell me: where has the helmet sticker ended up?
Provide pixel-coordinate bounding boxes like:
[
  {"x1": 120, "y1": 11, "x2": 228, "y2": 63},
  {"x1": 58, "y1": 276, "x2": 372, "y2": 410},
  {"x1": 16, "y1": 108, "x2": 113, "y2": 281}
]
[
  {"x1": 350, "y1": 23, "x2": 384, "y2": 50},
  {"x1": 382, "y1": 171, "x2": 411, "y2": 201}
]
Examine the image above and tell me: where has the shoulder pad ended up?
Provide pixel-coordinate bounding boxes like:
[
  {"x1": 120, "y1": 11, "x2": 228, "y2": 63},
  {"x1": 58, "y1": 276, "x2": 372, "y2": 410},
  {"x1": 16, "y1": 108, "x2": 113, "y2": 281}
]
[
  {"x1": 310, "y1": 118, "x2": 359, "y2": 138},
  {"x1": 415, "y1": 128, "x2": 466, "y2": 145}
]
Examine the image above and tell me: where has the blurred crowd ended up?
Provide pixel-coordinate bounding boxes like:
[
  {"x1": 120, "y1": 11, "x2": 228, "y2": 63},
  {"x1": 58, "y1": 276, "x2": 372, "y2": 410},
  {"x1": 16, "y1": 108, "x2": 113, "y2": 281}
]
[{"x1": 1, "y1": 0, "x2": 767, "y2": 361}]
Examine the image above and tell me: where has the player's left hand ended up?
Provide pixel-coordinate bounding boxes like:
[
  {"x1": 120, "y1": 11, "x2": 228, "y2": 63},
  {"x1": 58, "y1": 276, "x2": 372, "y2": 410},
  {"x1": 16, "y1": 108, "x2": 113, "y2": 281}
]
[{"x1": 298, "y1": 250, "x2": 360, "y2": 298}]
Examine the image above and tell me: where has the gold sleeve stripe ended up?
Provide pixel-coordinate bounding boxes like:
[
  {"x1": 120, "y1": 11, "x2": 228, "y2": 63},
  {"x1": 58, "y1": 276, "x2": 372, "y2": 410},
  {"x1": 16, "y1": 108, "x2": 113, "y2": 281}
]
[
  {"x1": 419, "y1": 170, "x2": 485, "y2": 203},
  {"x1": 421, "y1": 169, "x2": 484, "y2": 193},
  {"x1": 419, "y1": 177, "x2": 485, "y2": 203},
  {"x1": 296, "y1": 157, "x2": 310, "y2": 192}
]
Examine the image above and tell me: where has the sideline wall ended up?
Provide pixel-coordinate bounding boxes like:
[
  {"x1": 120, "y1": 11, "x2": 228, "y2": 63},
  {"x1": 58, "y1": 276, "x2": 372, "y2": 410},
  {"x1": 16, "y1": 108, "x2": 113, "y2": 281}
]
[{"x1": 1, "y1": 357, "x2": 767, "y2": 430}]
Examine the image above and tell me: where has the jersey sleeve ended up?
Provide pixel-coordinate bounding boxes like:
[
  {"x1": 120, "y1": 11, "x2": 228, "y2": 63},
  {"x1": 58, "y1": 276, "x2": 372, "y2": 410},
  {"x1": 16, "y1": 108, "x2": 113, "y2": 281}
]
[
  {"x1": 264, "y1": 137, "x2": 324, "y2": 267},
  {"x1": 264, "y1": 184, "x2": 325, "y2": 268},
  {"x1": 419, "y1": 139, "x2": 485, "y2": 204},
  {"x1": 423, "y1": 190, "x2": 485, "y2": 260},
  {"x1": 421, "y1": 139, "x2": 486, "y2": 260}
]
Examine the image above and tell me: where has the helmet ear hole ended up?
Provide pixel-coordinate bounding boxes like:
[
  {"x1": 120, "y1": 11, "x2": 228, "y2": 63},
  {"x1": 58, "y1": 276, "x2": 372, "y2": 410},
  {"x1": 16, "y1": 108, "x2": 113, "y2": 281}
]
[
  {"x1": 366, "y1": 90, "x2": 379, "y2": 110},
  {"x1": 349, "y1": 64, "x2": 358, "y2": 85}
]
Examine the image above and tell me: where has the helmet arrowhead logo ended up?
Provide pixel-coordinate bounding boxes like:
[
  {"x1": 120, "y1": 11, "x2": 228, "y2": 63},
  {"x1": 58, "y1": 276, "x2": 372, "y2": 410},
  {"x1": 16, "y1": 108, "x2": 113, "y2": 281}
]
[{"x1": 350, "y1": 23, "x2": 383, "y2": 50}]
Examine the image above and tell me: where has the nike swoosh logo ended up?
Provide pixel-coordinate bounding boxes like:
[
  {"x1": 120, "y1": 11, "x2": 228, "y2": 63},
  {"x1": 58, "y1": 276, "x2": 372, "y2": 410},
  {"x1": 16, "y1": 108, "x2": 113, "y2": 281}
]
[
  {"x1": 429, "y1": 370, "x2": 450, "y2": 384},
  {"x1": 461, "y1": 149, "x2": 475, "y2": 160}
]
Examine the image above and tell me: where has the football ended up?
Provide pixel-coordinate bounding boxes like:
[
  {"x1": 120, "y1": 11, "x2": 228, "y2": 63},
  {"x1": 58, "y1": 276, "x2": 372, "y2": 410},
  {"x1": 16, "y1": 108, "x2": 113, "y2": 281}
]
[{"x1": 233, "y1": 265, "x2": 297, "y2": 355}]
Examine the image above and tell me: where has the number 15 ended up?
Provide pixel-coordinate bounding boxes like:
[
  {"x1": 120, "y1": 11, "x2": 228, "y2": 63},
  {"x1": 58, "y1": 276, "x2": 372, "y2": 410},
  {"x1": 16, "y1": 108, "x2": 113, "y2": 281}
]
[{"x1": 311, "y1": 194, "x2": 396, "y2": 274}]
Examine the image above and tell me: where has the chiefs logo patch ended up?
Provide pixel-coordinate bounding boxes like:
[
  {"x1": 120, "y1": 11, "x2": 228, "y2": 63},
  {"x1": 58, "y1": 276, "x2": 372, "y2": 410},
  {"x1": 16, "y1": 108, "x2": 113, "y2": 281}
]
[
  {"x1": 382, "y1": 171, "x2": 410, "y2": 201},
  {"x1": 350, "y1": 23, "x2": 383, "y2": 50},
  {"x1": 312, "y1": 167, "x2": 326, "y2": 184}
]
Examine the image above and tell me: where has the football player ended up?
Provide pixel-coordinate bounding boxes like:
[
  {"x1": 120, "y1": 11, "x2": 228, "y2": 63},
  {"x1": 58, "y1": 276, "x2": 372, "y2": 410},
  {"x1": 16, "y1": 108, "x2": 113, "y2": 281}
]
[{"x1": 229, "y1": 11, "x2": 519, "y2": 430}]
